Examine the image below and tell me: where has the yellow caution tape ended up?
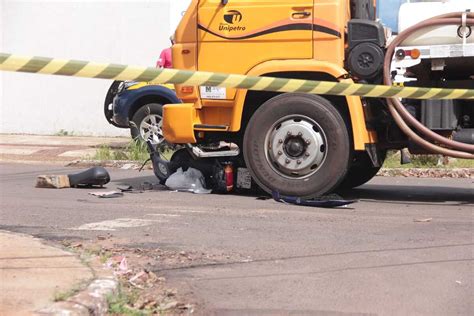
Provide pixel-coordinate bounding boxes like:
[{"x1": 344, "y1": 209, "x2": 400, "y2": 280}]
[{"x1": 1, "y1": 53, "x2": 473, "y2": 100}]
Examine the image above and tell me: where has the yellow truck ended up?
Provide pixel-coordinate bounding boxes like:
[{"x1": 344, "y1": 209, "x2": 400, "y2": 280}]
[{"x1": 157, "y1": 0, "x2": 473, "y2": 197}]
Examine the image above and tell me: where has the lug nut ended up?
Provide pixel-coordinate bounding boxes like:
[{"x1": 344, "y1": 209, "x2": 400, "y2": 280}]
[
  {"x1": 278, "y1": 151, "x2": 282, "y2": 155},
  {"x1": 305, "y1": 139, "x2": 311, "y2": 144},
  {"x1": 285, "y1": 159, "x2": 290, "y2": 164},
  {"x1": 278, "y1": 139, "x2": 283, "y2": 144},
  {"x1": 287, "y1": 131, "x2": 292, "y2": 136},
  {"x1": 297, "y1": 160, "x2": 302, "y2": 164},
  {"x1": 305, "y1": 152, "x2": 310, "y2": 157},
  {"x1": 298, "y1": 132, "x2": 303, "y2": 136}
]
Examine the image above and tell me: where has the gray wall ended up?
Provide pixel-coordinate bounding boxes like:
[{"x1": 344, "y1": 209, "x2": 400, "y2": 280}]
[{"x1": 1, "y1": 0, "x2": 181, "y2": 136}]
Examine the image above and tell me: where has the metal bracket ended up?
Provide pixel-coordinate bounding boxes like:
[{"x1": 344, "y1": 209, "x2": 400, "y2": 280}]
[{"x1": 187, "y1": 144, "x2": 240, "y2": 158}]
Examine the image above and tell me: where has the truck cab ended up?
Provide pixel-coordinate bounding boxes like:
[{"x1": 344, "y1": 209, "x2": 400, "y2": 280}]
[{"x1": 159, "y1": 0, "x2": 472, "y2": 197}]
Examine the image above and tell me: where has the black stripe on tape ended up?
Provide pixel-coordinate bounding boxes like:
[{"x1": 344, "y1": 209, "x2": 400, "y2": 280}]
[
  {"x1": 430, "y1": 88, "x2": 455, "y2": 99},
  {"x1": 354, "y1": 85, "x2": 376, "y2": 96},
  {"x1": 458, "y1": 90, "x2": 474, "y2": 99},
  {"x1": 296, "y1": 81, "x2": 319, "y2": 93},
  {"x1": 238, "y1": 76, "x2": 261, "y2": 89},
  {"x1": 379, "y1": 87, "x2": 404, "y2": 98},
  {"x1": 405, "y1": 88, "x2": 430, "y2": 99},
  {"x1": 169, "y1": 71, "x2": 195, "y2": 84},
  {"x1": 134, "y1": 68, "x2": 161, "y2": 82},
  {"x1": 95, "y1": 64, "x2": 127, "y2": 79},
  {"x1": 326, "y1": 82, "x2": 352, "y2": 95},
  {"x1": 55, "y1": 60, "x2": 88, "y2": 76},
  {"x1": 19, "y1": 57, "x2": 53, "y2": 73},
  {"x1": 202, "y1": 73, "x2": 229, "y2": 86},
  {"x1": 265, "y1": 78, "x2": 289, "y2": 91},
  {"x1": 0, "y1": 53, "x2": 12, "y2": 64}
]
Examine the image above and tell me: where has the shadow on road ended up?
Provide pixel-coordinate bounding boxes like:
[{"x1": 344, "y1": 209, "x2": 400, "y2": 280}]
[
  {"x1": 113, "y1": 174, "x2": 473, "y2": 206},
  {"x1": 155, "y1": 242, "x2": 474, "y2": 276},
  {"x1": 340, "y1": 184, "x2": 473, "y2": 205}
]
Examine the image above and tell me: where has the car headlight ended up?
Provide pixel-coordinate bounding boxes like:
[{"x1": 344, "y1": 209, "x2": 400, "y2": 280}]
[{"x1": 117, "y1": 81, "x2": 139, "y2": 94}]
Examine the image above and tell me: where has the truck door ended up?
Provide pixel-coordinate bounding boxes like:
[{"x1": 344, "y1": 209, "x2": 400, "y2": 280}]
[{"x1": 197, "y1": 0, "x2": 314, "y2": 77}]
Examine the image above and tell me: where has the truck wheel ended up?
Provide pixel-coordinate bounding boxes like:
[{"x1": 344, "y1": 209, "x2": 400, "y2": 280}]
[
  {"x1": 338, "y1": 151, "x2": 386, "y2": 189},
  {"x1": 243, "y1": 93, "x2": 351, "y2": 198},
  {"x1": 130, "y1": 103, "x2": 164, "y2": 145}
]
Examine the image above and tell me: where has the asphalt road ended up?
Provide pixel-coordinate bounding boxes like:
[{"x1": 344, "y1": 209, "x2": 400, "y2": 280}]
[{"x1": 0, "y1": 162, "x2": 473, "y2": 315}]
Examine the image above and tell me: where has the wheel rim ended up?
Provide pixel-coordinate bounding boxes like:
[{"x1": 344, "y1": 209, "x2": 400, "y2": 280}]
[
  {"x1": 264, "y1": 115, "x2": 327, "y2": 179},
  {"x1": 139, "y1": 114, "x2": 164, "y2": 145}
]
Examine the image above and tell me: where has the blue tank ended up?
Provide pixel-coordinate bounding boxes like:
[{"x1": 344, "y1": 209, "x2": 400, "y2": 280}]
[{"x1": 377, "y1": 0, "x2": 407, "y2": 33}]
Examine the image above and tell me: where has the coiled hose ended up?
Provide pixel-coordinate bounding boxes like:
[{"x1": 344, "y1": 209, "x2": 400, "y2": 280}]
[{"x1": 382, "y1": 12, "x2": 474, "y2": 158}]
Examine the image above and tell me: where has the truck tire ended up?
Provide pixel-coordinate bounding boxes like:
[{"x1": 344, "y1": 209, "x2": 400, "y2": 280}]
[
  {"x1": 130, "y1": 103, "x2": 164, "y2": 145},
  {"x1": 243, "y1": 93, "x2": 351, "y2": 198},
  {"x1": 338, "y1": 151, "x2": 386, "y2": 190}
]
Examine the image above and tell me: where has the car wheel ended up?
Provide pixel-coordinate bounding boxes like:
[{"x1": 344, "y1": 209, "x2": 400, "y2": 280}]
[
  {"x1": 243, "y1": 93, "x2": 351, "y2": 198},
  {"x1": 130, "y1": 103, "x2": 165, "y2": 146}
]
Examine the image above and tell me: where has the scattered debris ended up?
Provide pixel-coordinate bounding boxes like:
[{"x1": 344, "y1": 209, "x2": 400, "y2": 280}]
[
  {"x1": 117, "y1": 185, "x2": 133, "y2": 192},
  {"x1": 378, "y1": 168, "x2": 473, "y2": 179},
  {"x1": 36, "y1": 174, "x2": 70, "y2": 189},
  {"x1": 36, "y1": 167, "x2": 110, "y2": 189},
  {"x1": 121, "y1": 163, "x2": 135, "y2": 170},
  {"x1": 272, "y1": 191, "x2": 356, "y2": 208},
  {"x1": 129, "y1": 270, "x2": 158, "y2": 289},
  {"x1": 66, "y1": 160, "x2": 145, "y2": 170},
  {"x1": 106, "y1": 256, "x2": 132, "y2": 275},
  {"x1": 165, "y1": 167, "x2": 212, "y2": 194},
  {"x1": 413, "y1": 218, "x2": 433, "y2": 223},
  {"x1": 89, "y1": 191, "x2": 124, "y2": 198}
]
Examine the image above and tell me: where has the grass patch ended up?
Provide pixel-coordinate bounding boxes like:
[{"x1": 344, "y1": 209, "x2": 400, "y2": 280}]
[
  {"x1": 92, "y1": 140, "x2": 149, "y2": 161},
  {"x1": 53, "y1": 281, "x2": 88, "y2": 302},
  {"x1": 54, "y1": 129, "x2": 74, "y2": 136},
  {"x1": 107, "y1": 286, "x2": 146, "y2": 316},
  {"x1": 383, "y1": 151, "x2": 474, "y2": 169},
  {"x1": 91, "y1": 139, "x2": 175, "y2": 162}
]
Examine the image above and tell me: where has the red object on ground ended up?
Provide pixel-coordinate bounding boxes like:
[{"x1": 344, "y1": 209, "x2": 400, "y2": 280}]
[{"x1": 225, "y1": 164, "x2": 234, "y2": 192}]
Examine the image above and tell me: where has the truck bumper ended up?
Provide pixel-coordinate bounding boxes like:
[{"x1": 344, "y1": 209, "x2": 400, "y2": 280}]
[{"x1": 162, "y1": 103, "x2": 198, "y2": 143}]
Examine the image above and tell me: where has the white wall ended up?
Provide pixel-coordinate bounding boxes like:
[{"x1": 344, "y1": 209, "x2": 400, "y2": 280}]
[{"x1": 0, "y1": 0, "x2": 180, "y2": 136}]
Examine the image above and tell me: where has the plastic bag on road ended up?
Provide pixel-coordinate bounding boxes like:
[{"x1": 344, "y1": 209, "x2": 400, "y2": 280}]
[{"x1": 165, "y1": 167, "x2": 211, "y2": 194}]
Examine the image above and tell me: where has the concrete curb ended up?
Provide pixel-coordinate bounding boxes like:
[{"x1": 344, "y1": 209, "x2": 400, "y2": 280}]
[{"x1": 37, "y1": 277, "x2": 118, "y2": 316}]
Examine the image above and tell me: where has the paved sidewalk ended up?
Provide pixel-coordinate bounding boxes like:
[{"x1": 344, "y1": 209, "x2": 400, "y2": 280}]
[
  {"x1": 0, "y1": 134, "x2": 129, "y2": 164},
  {"x1": 0, "y1": 231, "x2": 93, "y2": 315}
]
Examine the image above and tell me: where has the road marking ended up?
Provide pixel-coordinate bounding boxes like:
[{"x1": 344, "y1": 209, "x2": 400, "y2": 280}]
[{"x1": 70, "y1": 218, "x2": 167, "y2": 231}]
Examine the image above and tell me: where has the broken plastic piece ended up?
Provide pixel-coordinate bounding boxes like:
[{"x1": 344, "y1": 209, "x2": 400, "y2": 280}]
[
  {"x1": 117, "y1": 185, "x2": 133, "y2": 192},
  {"x1": 165, "y1": 167, "x2": 211, "y2": 194},
  {"x1": 89, "y1": 191, "x2": 124, "y2": 198},
  {"x1": 272, "y1": 191, "x2": 356, "y2": 208}
]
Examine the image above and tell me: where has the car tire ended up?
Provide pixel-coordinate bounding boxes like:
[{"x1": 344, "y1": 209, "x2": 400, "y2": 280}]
[
  {"x1": 243, "y1": 93, "x2": 351, "y2": 198},
  {"x1": 130, "y1": 103, "x2": 165, "y2": 145}
]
